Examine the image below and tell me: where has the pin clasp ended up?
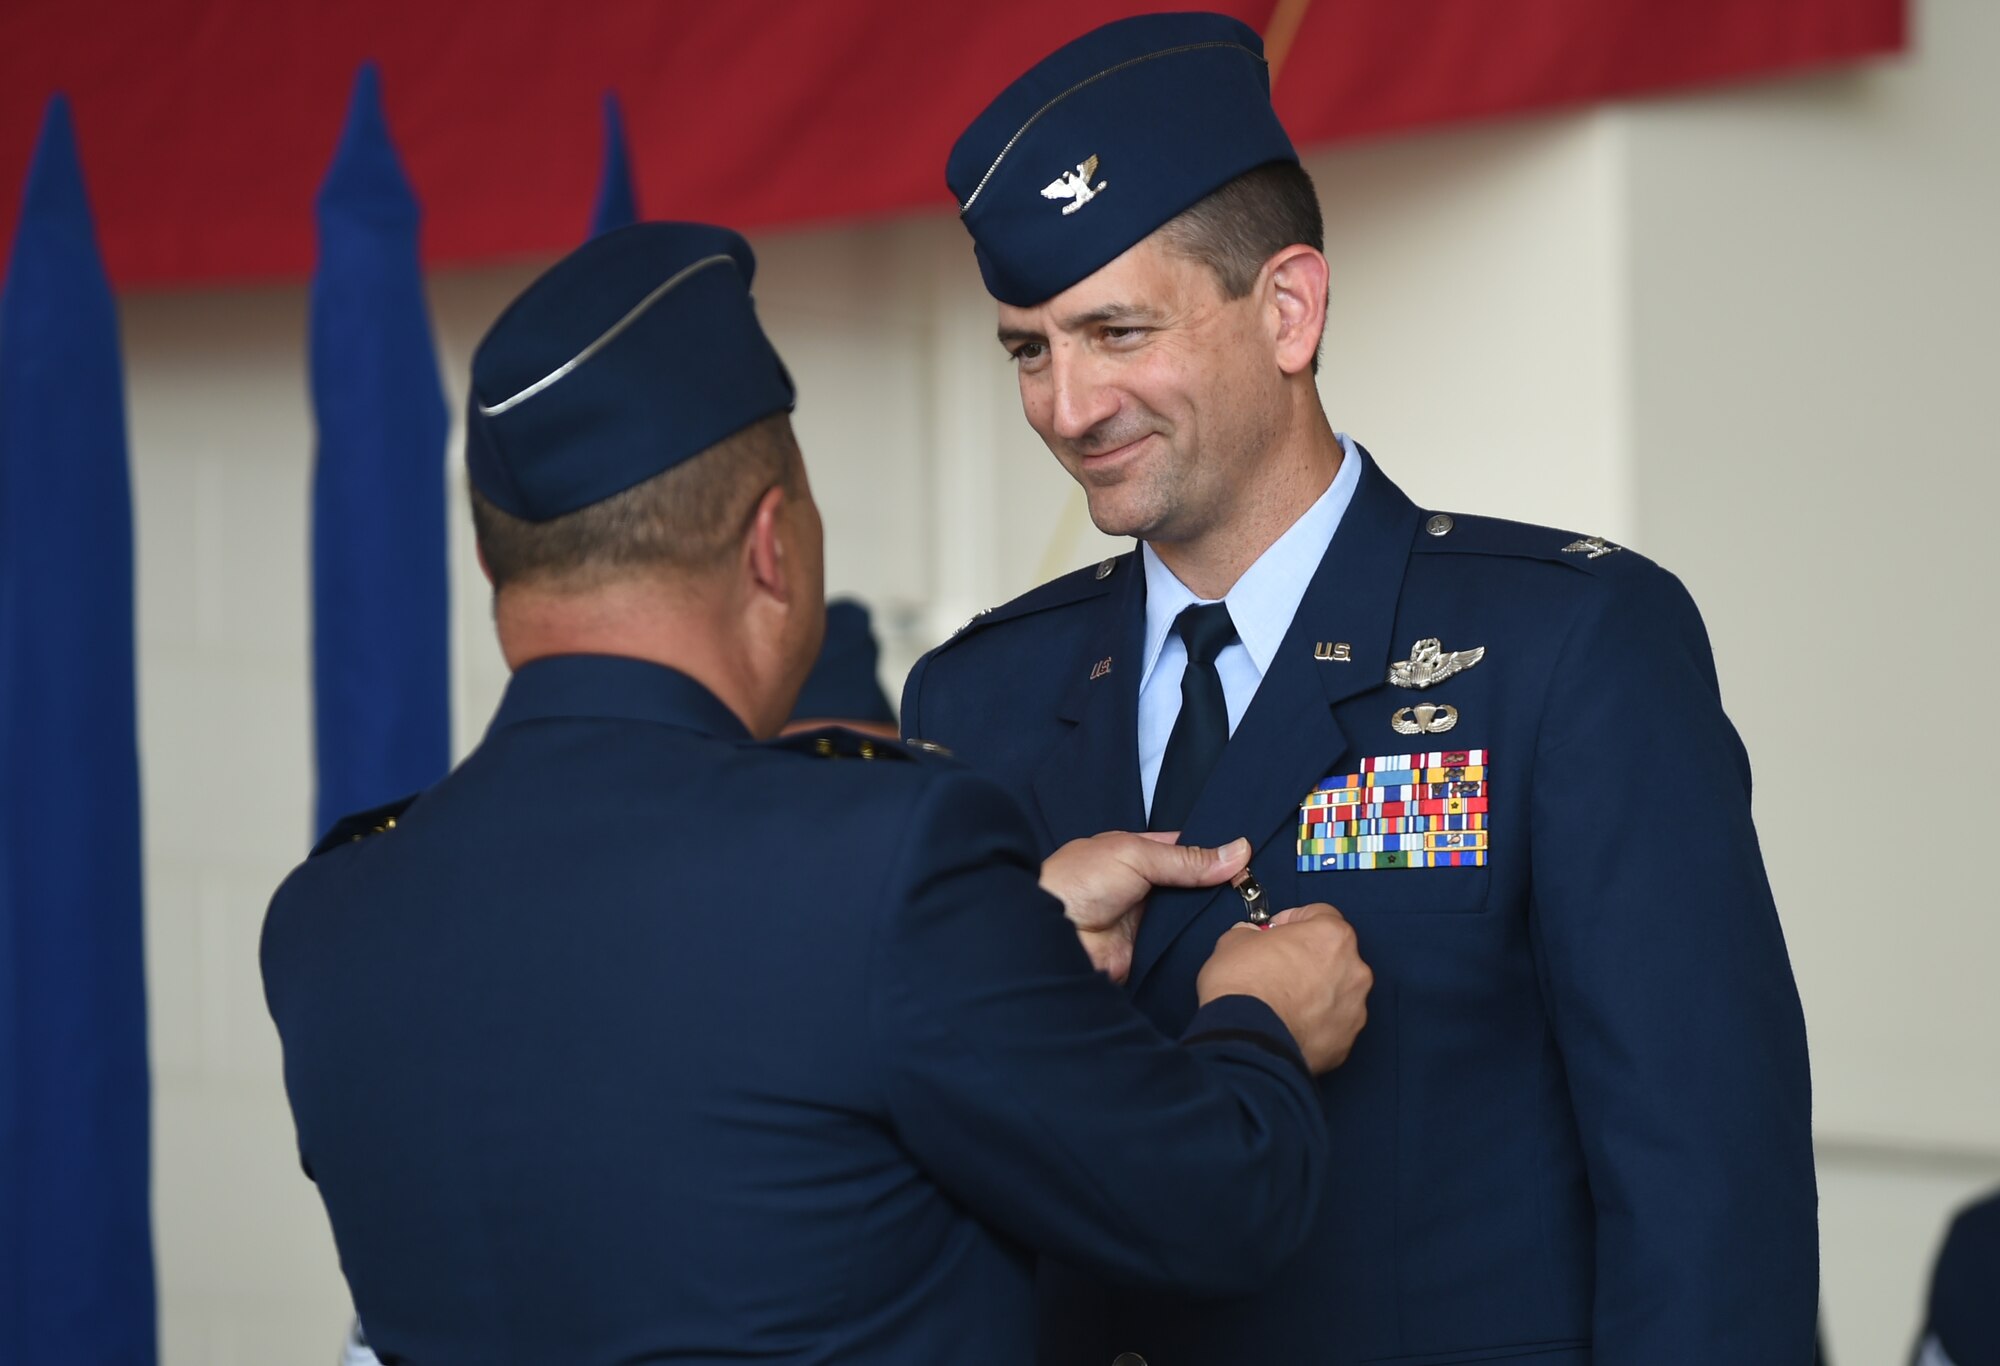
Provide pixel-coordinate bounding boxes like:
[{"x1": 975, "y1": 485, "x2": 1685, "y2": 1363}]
[{"x1": 1233, "y1": 869, "x2": 1271, "y2": 927}]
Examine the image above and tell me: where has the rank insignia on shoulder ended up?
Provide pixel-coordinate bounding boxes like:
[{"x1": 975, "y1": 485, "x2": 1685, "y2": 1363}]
[
  {"x1": 1562, "y1": 535, "x2": 1623, "y2": 560},
  {"x1": 778, "y1": 727, "x2": 918, "y2": 762},
  {"x1": 309, "y1": 794, "x2": 418, "y2": 857},
  {"x1": 815, "y1": 734, "x2": 878, "y2": 760},
  {"x1": 1387, "y1": 638, "x2": 1484, "y2": 689},
  {"x1": 1295, "y1": 751, "x2": 1490, "y2": 872}
]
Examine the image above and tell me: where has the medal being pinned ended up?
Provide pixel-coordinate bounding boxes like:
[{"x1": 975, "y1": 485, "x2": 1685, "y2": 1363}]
[{"x1": 1233, "y1": 869, "x2": 1271, "y2": 927}]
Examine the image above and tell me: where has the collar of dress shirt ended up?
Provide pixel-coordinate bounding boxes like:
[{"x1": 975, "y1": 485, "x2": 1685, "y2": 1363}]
[{"x1": 1138, "y1": 432, "x2": 1363, "y2": 691}]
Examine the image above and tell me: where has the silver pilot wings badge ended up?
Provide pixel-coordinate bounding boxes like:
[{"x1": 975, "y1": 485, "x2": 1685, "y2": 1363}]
[
  {"x1": 1387, "y1": 638, "x2": 1485, "y2": 690},
  {"x1": 1042, "y1": 155, "x2": 1108, "y2": 215}
]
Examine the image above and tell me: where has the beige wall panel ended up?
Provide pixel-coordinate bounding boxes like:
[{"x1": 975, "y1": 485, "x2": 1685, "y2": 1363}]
[
  {"x1": 1311, "y1": 114, "x2": 1633, "y2": 542},
  {"x1": 1621, "y1": 0, "x2": 2000, "y2": 1153}
]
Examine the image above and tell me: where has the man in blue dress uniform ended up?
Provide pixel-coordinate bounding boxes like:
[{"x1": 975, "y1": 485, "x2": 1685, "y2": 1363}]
[
  {"x1": 262, "y1": 221, "x2": 1377, "y2": 1365},
  {"x1": 1913, "y1": 1189, "x2": 2000, "y2": 1365},
  {"x1": 785, "y1": 597, "x2": 899, "y2": 738},
  {"x1": 904, "y1": 13, "x2": 1818, "y2": 1364}
]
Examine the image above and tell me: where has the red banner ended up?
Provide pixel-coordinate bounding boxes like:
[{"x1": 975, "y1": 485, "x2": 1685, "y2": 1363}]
[{"x1": 0, "y1": 0, "x2": 1904, "y2": 290}]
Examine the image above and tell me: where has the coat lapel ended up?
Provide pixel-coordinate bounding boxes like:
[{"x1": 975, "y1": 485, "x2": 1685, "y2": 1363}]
[
  {"x1": 1031, "y1": 554, "x2": 1148, "y2": 845},
  {"x1": 1128, "y1": 450, "x2": 1423, "y2": 992}
]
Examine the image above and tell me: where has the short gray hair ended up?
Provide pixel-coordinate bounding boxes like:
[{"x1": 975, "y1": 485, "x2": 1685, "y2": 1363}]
[{"x1": 470, "y1": 413, "x2": 800, "y2": 590}]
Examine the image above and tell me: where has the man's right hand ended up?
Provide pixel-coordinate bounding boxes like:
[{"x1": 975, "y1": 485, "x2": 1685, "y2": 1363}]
[{"x1": 1196, "y1": 903, "x2": 1373, "y2": 1074}]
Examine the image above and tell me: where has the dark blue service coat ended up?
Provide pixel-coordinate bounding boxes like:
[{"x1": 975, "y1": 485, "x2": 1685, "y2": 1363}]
[
  {"x1": 903, "y1": 449, "x2": 1819, "y2": 1366},
  {"x1": 262, "y1": 655, "x2": 1329, "y2": 1366}
]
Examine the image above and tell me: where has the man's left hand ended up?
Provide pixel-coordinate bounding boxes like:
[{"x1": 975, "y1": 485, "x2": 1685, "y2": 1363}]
[{"x1": 1039, "y1": 832, "x2": 1252, "y2": 982}]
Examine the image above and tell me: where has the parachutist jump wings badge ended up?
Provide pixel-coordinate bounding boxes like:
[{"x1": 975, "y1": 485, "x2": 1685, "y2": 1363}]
[{"x1": 1387, "y1": 638, "x2": 1485, "y2": 690}]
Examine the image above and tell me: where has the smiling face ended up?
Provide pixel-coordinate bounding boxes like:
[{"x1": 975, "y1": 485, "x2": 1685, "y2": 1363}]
[{"x1": 997, "y1": 232, "x2": 1291, "y2": 548}]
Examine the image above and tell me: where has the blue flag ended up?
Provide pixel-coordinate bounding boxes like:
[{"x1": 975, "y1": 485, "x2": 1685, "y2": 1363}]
[
  {"x1": 309, "y1": 64, "x2": 450, "y2": 838},
  {"x1": 0, "y1": 94, "x2": 157, "y2": 1364},
  {"x1": 590, "y1": 91, "x2": 641, "y2": 237}
]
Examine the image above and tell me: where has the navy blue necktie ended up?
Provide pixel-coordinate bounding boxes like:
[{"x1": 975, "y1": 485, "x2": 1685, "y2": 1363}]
[{"x1": 1151, "y1": 602, "x2": 1238, "y2": 832}]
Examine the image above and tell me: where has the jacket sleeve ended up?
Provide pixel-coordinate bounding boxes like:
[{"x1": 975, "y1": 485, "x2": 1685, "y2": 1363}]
[
  {"x1": 898, "y1": 648, "x2": 930, "y2": 740},
  {"x1": 867, "y1": 767, "x2": 1328, "y2": 1295},
  {"x1": 1529, "y1": 563, "x2": 1817, "y2": 1362}
]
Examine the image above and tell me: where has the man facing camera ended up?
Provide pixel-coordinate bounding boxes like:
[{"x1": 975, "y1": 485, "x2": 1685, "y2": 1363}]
[
  {"x1": 262, "y1": 221, "x2": 1372, "y2": 1366},
  {"x1": 904, "y1": 12, "x2": 1818, "y2": 1364}
]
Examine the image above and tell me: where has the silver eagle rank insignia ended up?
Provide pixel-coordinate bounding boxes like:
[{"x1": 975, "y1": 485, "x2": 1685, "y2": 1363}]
[
  {"x1": 1041, "y1": 155, "x2": 1108, "y2": 215},
  {"x1": 1562, "y1": 535, "x2": 1623, "y2": 560}
]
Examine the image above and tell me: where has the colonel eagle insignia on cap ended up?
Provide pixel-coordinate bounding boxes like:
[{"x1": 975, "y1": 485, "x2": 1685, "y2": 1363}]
[{"x1": 1042, "y1": 155, "x2": 1108, "y2": 215}]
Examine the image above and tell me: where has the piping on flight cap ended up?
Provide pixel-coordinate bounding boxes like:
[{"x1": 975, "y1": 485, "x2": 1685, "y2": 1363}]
[
  {"x1": 477, "y1": 254, "x2": 737, "y2": 417},
  {"x1": 958, "y1": 40, "x2": 1261, "y2": 215}
]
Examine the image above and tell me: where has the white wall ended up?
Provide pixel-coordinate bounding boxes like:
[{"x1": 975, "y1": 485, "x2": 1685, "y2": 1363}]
[
  {"x1": 1619, "y1": 2, "x2": 2000, "y2": 1356},
  {"x1": 118, "y1": 1, "x2": 1994, "y2": 1358},
  {"x1": 124, "y1": 283, "x2": 335, "y2": 1363}
]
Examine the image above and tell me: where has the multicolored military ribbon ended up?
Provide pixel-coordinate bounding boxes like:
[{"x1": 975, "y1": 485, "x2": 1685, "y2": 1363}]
[{"x1": 1297, "y1": 749, "x2": 1489, "y2": 871}]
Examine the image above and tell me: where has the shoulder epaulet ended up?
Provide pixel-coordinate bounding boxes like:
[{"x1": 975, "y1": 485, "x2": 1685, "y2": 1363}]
[
  {"x1": 309, "y1": 794, "x2": 419, "y2": 858},
  {"x1": 933, "y1": 551, "x2": 1132, "y2": 651},
  {"x1": 765, "y1": 726, "x2": 945, "y2": 764},
  {"x1": 1410, "y1": 511, "x2": 1644, "y2": 574}
]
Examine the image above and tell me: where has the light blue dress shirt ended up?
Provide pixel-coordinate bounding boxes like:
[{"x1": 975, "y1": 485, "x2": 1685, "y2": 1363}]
[{"x1": 1138, "y1": 432, "x2": 1362, "y2": 820}]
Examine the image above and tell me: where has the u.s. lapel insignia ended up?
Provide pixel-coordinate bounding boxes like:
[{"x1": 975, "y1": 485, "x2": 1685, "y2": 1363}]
[
  {"x1": 1089, "y1": 656, "x2": 1112, "y2": 681},
  {"x1": 1314, "y1": 641, "x2": 1353, "y2": 662},
  {"x1": 1387, "y1": 638, "x2": 1485, "y2": 689},
  {"x1": 1041, "y1": 155, "x2": 1108, "y2": 215},
  {"x1": 1562, "y1": 535, "x2": 1623, "y2": 560},
  {"x1": 1392, "y1": 702, "x2": 1459, "y2": 735}
]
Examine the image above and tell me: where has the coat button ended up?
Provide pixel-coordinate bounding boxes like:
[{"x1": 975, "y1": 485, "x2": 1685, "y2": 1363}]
[
  {"x1": 1096, "y1": 557, "x2": 1118, "y2": 579},
  {"x1": 1426, "y1": 513, "x2": 1454, "y2": 536},
  {"x1": 1111, "y1": 1355, "x2": 1149, "y2": 1366}
]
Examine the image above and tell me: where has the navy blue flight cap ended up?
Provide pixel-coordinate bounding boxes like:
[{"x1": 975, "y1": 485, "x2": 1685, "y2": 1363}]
[
  {"x1": 948, "y1": 11, "x2": 1299, "y2": 307},
  {"x1": 790, "y1": 598, "x2": 895, "y2": 725},
  {"x1": 465, "y1": 221, "x2": 795, "y2": 522}
]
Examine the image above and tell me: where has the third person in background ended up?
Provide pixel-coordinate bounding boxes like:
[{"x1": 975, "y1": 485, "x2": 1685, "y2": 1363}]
[{"x1": 1913, "y1": 1189, "x2": 2000, "y2": 1366}]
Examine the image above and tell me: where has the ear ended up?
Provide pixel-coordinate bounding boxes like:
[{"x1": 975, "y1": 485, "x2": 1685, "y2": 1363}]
[
  {"x1": 744, "y1": 481, "x2": 793, "y2": 603},
  {"x1": 1264, "y1": 244, "x2": 1330, "y2": 378}
]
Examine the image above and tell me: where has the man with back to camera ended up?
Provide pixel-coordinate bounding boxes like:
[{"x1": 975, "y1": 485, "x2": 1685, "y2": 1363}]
[
  {"x1": 903, "y1": 12, "x2": 1818, "y2": 1364},
  {"x1": 261, "y1": 221, "x2": 1375, "y2": 1366}
]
